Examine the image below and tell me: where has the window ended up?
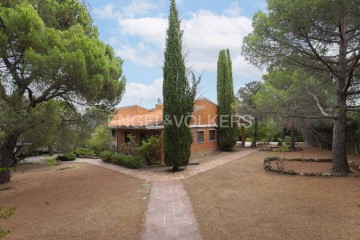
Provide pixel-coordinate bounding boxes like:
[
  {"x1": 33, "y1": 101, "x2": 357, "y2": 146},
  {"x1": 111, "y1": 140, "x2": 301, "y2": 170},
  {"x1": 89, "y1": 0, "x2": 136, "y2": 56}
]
[
  {"x1": 125, "y1": 132, "x2": 131, "y2": 143},
  {"x1": 140, "y1": 133, "x2": 148, "y2": 145},
  {"x1": 112, "y1": 130, "x2": 117, "y2": 138},
  {"x1": 209, "y1": 129, "x2": 216, "y2": 141},
  {"x1": 197, "y1": 131, "x2": 205, "y2": 144}
]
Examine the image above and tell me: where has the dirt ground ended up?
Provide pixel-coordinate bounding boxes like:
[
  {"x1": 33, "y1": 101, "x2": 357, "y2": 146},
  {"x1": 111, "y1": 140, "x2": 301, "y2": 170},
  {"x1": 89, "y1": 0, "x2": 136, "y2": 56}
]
[
  {"x1": 184, "y1": 144, "x2": 360, "y2": 240},
  {"x1": 190, "y1": 144, "x2": 245, "y2": 165},
  {"x1": 0, "y1": 162, "x2": 150, "y2": 240}
]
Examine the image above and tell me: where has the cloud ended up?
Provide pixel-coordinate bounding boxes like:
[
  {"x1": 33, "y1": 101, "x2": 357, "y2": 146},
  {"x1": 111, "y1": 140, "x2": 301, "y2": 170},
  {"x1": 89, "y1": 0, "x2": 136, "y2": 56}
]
[
  {"x1": 93, "y1": 0, "x2": 157, "y2": 19},
  {"x1": 182, "y1": 10, "x2": 253, "y2": 72},
  {"x1": 93, "y1": 4, "x2": 119, "y2": 19},
  {"x1": 121, "y1": 78, "x2": 163, "y2": 107},
  {"x1": 123, "y1": 0, "x2": 157, "y2": 18},
  {"x1": 224, "y1": 2, "x2": 242, "y2": 17},
  {"x1": 119, "y1": 17, "x2": 168, "y2": 46},
  {"x1": 115, "y1": 42, "x2": 159, "y2": 67},
  {"x1": 95, "y1": 3, "x2": 261, "y2": 80}
]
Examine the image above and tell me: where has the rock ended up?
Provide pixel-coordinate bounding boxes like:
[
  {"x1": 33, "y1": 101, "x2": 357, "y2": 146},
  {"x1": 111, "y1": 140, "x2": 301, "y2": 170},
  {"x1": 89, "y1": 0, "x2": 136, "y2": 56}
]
[
  {"x1": 284, "y1": 170, "x2": 297, "y2": 175},
  {"x1": 322, "y1": 173, "x2": 332, "y2": 178}
]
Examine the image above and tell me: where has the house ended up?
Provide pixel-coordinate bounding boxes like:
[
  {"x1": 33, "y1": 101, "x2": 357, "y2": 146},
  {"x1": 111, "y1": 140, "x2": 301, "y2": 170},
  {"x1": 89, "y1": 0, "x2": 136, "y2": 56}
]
[{"x1": 108, "y1": 99, "x2": 219, "y2": 160}]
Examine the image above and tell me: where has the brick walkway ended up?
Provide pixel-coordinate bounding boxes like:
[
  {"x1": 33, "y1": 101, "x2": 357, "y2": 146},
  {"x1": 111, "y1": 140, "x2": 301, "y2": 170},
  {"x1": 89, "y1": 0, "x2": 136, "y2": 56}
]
[
  {"x1": 141, "y1": 181, "x2": 201, "y2": 240},
  {"x1": 75, "y1": 149, "x2": 255, "y2": 240}
]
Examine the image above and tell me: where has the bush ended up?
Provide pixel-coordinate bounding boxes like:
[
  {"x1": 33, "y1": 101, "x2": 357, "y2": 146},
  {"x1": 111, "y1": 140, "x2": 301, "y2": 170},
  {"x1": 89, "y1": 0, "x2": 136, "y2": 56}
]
[
  {"x1": 284, "y1": 136, "x2": 291, "y2": 146},
  {"x1": 56, "y1": 153, "x2": 76, "y2": 161},
  {"x1": 87, "y1": 125, "x2": 111, "y2": 154},
  {"x1": 139, "y1": 135, "x2": 162, "y2": 165},
  {"x1": 99, "y1": 150, "x2": 116, "y2": 163},
  {"x1": 74, "y1": 148, "x2": 94, "y2": 157},
  {"x1": 45, "y1": 157, "x2": 57, "y2": 166},
  {"x1": 111, "y1": 154, "x2": 143, "y2": 169},
  {"x1": 119, "y1": 134, "x2": 140, "y2": 157}
]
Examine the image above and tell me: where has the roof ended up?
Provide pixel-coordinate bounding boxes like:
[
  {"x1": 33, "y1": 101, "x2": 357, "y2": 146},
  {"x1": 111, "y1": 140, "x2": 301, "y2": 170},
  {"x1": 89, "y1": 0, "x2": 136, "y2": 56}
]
[
  {"x1": 109, "y1": 109, "x2": 163, "y2": 128},
  {"x1": 108, "y1": 99, "x2": 218, "y2": 128}
]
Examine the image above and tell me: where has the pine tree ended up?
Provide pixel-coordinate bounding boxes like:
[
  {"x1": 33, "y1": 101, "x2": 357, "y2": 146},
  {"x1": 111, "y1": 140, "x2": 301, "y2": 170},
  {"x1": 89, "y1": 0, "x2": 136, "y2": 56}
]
[
  {"x1": 217, "y1": 49, "x2": 238, "y2": 151},
  {"x1": 163, "y1": 0, "x2": 198, "y2": 170}
]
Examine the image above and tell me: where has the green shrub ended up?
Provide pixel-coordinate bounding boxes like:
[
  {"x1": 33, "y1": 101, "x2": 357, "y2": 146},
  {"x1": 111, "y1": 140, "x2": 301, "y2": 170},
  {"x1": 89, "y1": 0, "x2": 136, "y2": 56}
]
[
  {"x1": 73, "y1": 148, "x2": 94, "y2": 157},
  {"x1": 99, "y1": 150, "x2": 116, "y2": 163},
  {"x1": 45, "y1": 157, "x2": 57, "y2": 166},
  {"x1": 111, "y1": 154, "x2": 143, "y2": 169},
  {"x1": 119, "y1": 134, "x2": 141, "y2": 157},
  {"x1": 87, "y1": 125, "x2": 111, "y2": 154},
  {"x1": 284, "y1": 136, "x2": 291, "y2": 146},
  {"x1": 56, "y1": 153, "x2": 76, "y2": 161},
  {"x1": 139, "y1": 135, "x2": 162, "y2": 165}
]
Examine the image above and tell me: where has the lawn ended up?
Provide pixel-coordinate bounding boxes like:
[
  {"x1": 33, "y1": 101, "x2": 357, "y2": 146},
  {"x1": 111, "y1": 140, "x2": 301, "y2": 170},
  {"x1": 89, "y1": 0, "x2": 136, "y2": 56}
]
[
  {"x1": 184, "y1": 144, "x2": 360, "y2": 240},
  {"x1": 0, "y1": 162, "x2": 150, "y2": 240}
]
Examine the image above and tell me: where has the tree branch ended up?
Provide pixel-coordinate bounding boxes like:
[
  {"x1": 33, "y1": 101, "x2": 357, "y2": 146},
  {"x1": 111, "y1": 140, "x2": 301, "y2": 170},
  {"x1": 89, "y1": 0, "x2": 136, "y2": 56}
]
[
  {"x1": 306, "y1": 89, "x2": 332, "y2": 117},
  {"x1": 343, "y1": 51, "x2": 360, "y2": 93},
  {"x1": 346, "y1": 89, "x2": 360, "y2": 95},
  {"x1": 302, "y1": 31, "x2": 339, "y2": 78},
  {"x1": 0, "y1": 82, "x2": 8, "y2": 102}
]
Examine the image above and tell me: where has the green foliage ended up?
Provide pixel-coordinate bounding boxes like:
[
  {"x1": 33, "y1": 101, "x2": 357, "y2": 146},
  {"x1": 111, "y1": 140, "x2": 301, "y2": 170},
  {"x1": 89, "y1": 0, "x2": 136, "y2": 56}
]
[
  {"x1": 18, "y1": 100, "x2": 62, "y2": 152},
  {"x1": 246, "y1": 117, "x2": 280, "y2": 143},
  {"x1": 162, "y1": 0, "x2": 199, "y2": 170},
  {"x1": 73, "y1": 148, "x2": 94, "y2": 157},
  {"x1": 279, "y1": 145, "x2": 289, "y2": 152},
  {"x1": 242, "y1": 0, "x2": 360, "y2": 173},
  {"x1": 87, "y1": 125, "x2": 110, "y2": 155},
  {"x1": 111, "y1": 154, "x2": 143, "y2": 169},
  {"x1": 45, "y1": 157, "x2": 57, "y2": 166},
  {"x1": 284, "y1": 136, "x2": 291, "y2": 146},
  {"x1": 237, "y1": 81, "x2": 262, "y2": 109},
  {"x1": 0, "y1": 206, "x2": 15, "y2": 239},
  {"x1": 0, "y1": 131, "x2": 4, "y2": 143},
  {"x1": 139, "y1": 136, "x2": 162, "y2": 165},
  {"x1": 99, "y1": 150, "x2": 116, "y2": 163},
  {"x1": 119, "y1": 134, "x2": 140, "y2": 157},
  {"x1": 56, "y1": 153, "x2": 76, "y2": 161},
  {"x1": 217, "y1": 49, "x2": 238, "y2": 151},
  {"x1": 0, "y1": 0, "x2": 126, "y2": 182}
]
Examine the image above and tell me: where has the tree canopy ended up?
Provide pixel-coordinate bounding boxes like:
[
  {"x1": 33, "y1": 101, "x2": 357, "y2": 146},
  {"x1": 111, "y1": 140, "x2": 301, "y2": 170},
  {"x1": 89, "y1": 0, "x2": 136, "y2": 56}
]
[
  {"x1": 217, "y1": 49, "x2": 238, "y2": 151},
  {"x1": 242, "y1": 0, "x2": 360, "y2": 174},
  {"x1": 162, "y1": 0, "x2": 199, "y2": 170},
  {"x1": 0, "y1": 0, "x2": 126, "y2": 183}
]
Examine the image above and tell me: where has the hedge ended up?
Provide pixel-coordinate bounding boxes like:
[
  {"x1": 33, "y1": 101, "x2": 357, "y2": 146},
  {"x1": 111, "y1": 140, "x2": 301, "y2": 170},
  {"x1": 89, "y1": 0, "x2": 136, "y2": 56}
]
[{"x1": 110, "y1": 154, "x2": 143, "y2": 169}]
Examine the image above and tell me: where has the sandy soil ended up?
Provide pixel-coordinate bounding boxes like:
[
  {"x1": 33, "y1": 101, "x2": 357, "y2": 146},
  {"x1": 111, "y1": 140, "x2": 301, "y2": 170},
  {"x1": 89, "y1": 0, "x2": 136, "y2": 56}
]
[
  {"x1": 0, "y1": 163, "x2": 150, "y2": 240},
  {"x1": 190, "y1": 144, "x2": 245, "y2": 165},
  {"x1": 184, "y1": 144, "x2": 360, "y2": 240}
]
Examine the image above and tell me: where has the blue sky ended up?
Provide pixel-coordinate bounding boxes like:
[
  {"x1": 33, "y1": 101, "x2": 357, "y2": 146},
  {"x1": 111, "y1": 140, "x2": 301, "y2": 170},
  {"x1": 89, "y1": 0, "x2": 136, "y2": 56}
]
[{"x1": 87, "y1": 0, "x2": 267, "y2": 108}]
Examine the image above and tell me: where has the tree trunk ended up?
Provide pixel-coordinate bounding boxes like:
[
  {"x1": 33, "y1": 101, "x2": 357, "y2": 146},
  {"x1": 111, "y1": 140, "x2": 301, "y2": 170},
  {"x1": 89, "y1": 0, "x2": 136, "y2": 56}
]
[
  {"x1": 48, "y1": 144, "x2": 53, "y2": 156},
  {"x1": 290, "y1": 126, "x2": 295, "y2": 150},
  {"x1": 331, "y1": 96, "x2": 349, "y2": 174},
  {"x1": 0, "y1": 132, "x2": 20, "y2": 184},
  {"x1": 241, "y1": 127, "x2": 246, "y2": 147},
  {"x1": 251, "y1": 118, "x2": 258, "y2": 148},
  {"x1": 280, "y1": 127, "x2": 287, "y2": 139},
  {"x1": 331, "y1": 15, "x2": 350, "y2": 175}
]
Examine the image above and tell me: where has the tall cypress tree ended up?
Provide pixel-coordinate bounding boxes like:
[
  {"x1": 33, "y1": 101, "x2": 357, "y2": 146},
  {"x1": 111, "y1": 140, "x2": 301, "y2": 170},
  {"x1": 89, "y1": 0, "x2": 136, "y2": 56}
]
[
  {"x1": 163, "y1": 0, "x2": 198, "y2": 170},
  {"x1": 217, "y1": 49, "x2": 238, "y2": 151}
]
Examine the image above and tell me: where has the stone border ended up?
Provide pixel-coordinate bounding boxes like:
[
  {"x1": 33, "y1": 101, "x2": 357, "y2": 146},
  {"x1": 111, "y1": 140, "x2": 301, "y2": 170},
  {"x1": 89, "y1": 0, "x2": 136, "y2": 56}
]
[
  {"x1": 263, "y1": 157, "x2": 360, "y2": 177},
  {"x1": 259, "y1": 147, "x2": 303, "y2": 152}
]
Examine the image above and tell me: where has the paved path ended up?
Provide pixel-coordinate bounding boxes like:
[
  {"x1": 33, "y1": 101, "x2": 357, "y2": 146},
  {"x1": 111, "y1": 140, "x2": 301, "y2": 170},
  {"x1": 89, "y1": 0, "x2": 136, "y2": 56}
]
[
  {"x1": 141, "y1": 181, "x2": 201, "y2": 240},
  {"x1": 75, "y1": 149, "x2": 255, "y2": 181},
  {"x1": 75, "y1": 149, "x2": 255, "y2": 240}
]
